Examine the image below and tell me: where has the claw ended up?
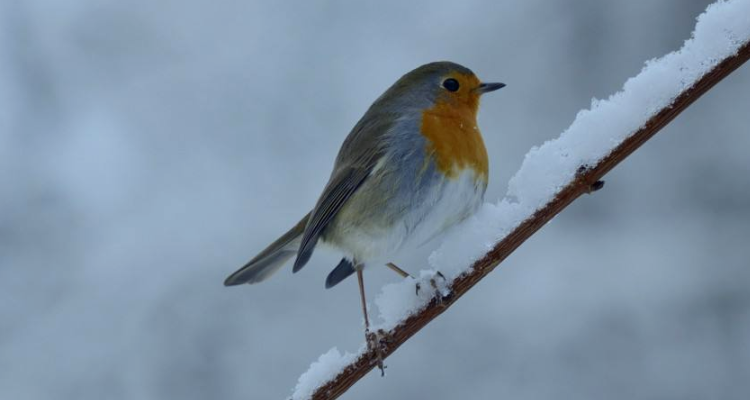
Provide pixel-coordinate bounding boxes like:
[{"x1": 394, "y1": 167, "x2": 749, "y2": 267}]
[
  {"x1": 416, "y1": 271, "x2": 448, "y2": 305},
  {"x1": 430, "y1": 271, "x2": 446, "y2": 290},
  {"x1": 366, "y1": 329, "x2": 391, "y2": 376}
]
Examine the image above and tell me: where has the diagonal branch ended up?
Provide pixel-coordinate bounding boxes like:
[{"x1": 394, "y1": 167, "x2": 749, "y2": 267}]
[{"x1": 300, "y1": 34, "x2": 750, "y2": 400}]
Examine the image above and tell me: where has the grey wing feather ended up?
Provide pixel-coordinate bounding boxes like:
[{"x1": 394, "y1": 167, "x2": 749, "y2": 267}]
[
  {"x1": 292, "y1": 167, "x2": 371, "y2": 272},
  {"x1": 224, "y1": 212, "x2": 310, "y2": 286},
  {"x1": 292, "y1": 114, "x2": 392, "y2": 273}
]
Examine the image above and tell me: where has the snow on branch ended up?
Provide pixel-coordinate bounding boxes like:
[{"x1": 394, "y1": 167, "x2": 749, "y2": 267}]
[{"x1": 292, "y1": 1, "x2": 750, "y2": 399}]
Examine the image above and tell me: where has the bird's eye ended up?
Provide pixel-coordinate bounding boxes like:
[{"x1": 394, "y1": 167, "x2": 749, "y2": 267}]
[{"x1": 442, "y1": 78, "x2": 460, "y2": 92}]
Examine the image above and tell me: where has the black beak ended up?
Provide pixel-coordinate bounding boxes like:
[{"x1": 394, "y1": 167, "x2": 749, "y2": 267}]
[{"x1": 476, "y1": 82, "x2": 506, "y2": 94}]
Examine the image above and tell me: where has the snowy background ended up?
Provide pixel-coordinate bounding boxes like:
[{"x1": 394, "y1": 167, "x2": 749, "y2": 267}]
[{"x1": 2, "y1": 1, "x2": 750, "y2": 399}]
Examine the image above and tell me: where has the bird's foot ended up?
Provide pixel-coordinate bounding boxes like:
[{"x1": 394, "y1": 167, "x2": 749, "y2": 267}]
[
  {"x1": 366, "y1": 329, "x2": 391, "y2": 376},
  {"x1": 416, "y1": 271, "x2": 448, "y2": 305}
]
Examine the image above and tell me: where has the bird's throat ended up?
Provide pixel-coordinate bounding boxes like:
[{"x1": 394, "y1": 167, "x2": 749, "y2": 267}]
[{"x1": 420, "y1": 100, "x2": 489, "y2": 181}]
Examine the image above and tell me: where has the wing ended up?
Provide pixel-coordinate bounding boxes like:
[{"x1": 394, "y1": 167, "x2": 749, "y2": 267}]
[
  {"x1": 292, "y1": 113, "x2": 393, "y2": 273},
  {"x1": 292, "y1": 164, "x2": 373, "y2": 272}
]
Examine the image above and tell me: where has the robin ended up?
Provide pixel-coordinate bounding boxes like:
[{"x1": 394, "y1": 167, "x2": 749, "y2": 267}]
[{"x1": 225, "y1": 61, "x2": 504, "y2": 355}]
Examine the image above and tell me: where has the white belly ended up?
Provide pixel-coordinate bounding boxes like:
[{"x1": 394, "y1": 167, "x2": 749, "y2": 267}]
[{"x1": 332, "y1": 169, "x2": 486, "y2": 264}]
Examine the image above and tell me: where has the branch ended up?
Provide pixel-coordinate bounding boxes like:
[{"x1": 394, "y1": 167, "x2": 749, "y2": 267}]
[{"x1": 298, "y1": 19, "x2": 750, "y2": 400}]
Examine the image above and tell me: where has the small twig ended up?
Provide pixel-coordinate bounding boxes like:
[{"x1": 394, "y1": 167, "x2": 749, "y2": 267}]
[{"x1": 304, "y1": 40, "x2": 750, "y2": 400}]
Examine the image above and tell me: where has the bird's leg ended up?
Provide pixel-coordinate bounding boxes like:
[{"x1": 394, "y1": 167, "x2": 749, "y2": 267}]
[
  {"x1": 385, "y1": 262, "x2": 412, "y2": 279},
  {"x1": 385, "y1": 262, "x2": 447, "y2": 300},
  {"x1": 356, "y1": 268, "x2": 371, "y2": 331},
  {"x1": 385, "y1": 262, "x2": 426, "y2": 296},
  {"x1": 357, "y1": 268, "x2": 386, "y2": 375}
]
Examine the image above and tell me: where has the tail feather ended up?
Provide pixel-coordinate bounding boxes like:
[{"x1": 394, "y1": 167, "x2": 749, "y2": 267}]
[
  {"x1": 325, "y1": 258, "x2": 356, "y2": 289},
  {"x1": 224, "y1": 212, "x2": 310, "y2": 286}
]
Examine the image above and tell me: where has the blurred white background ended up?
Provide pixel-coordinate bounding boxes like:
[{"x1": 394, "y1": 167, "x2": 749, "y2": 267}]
[{"x1": 2, "y1": 1, "x2": 749, "y2": 399}]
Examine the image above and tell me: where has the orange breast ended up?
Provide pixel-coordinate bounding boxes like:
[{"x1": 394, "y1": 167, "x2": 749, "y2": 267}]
[{"x1": 420, "y1": 98, "x2": 489, "y2": 181}]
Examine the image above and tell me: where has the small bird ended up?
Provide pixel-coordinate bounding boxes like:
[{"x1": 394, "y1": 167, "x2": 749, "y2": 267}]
[{"x1": 225, "y1": 61, "x2": 503, "y2": 349}]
